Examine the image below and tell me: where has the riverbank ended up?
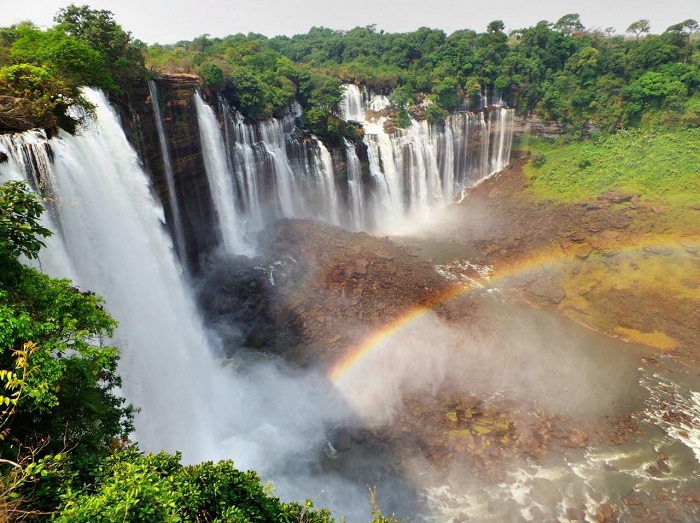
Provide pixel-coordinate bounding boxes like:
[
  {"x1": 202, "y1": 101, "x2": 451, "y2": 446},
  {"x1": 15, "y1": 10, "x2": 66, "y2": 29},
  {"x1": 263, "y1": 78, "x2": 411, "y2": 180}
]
[{"x1": 442, "y1": 154, "x2": 699, "y2": 366}]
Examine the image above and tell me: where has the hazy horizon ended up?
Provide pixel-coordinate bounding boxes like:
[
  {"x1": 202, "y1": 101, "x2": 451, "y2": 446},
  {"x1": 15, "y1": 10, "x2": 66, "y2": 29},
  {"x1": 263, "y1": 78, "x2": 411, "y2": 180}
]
[{"x1": 2, "y1": 0, "x2": 697, "y2": 45}]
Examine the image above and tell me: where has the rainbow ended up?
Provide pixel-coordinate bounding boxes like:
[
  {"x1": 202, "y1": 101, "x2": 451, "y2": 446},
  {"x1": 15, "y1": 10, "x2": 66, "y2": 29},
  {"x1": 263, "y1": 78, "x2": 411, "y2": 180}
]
[{"x1": 328, "y1": 236, "x2": 699, "y2": 385}]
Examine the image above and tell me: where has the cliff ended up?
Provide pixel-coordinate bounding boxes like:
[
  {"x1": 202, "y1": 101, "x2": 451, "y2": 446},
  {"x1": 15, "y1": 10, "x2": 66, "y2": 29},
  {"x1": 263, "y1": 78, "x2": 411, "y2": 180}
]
[{"x1": 117, "y1": 75, "x2": 218, "y2": 271}]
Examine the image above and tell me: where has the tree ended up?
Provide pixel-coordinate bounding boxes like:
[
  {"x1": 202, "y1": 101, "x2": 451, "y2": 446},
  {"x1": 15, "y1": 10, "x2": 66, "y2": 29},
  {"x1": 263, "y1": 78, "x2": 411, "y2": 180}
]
[
  {"x1": 627, "y1": 19, "x2": 651, "y2": 40},
  {"x1": 431, "y1": 75, "x2": 461, "y2": 110},
  {"x1": 54, "y1": 4, "x2": 145, "y2": 91},
  {"x1": 199, "y1": 62, "x2": 224, "y2": 89},
  {"x1": 9, "y1": 26, "x2": 115, "y2": 91},
  {"x1": 487, "y1": 20, "x2": 505, "y2": 34},
  {"x1": 55, "y1": 449, "x2": 334, "y2": 523},
  {"x1": 0, "y1": 181, "x2": 132, "y2": 454},
  {"x1": 665, "y1": 19, "x2": 699, "y2": 63},
  {"x1": 0, "y1": 180, "x2": 51, "y2": 260},
  {"x1": 554, "y1": 14, "x2": 585, "y2": 35}
]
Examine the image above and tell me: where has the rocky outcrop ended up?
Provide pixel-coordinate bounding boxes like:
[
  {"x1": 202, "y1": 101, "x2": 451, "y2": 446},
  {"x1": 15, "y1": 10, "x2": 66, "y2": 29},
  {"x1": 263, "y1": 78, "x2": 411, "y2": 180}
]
[
  {"x1": 195, "y1": 219, "x2": 460, "y2": 364},
  {"x1": 0, "y1": 96, "x2": 44, "y2": 132}
]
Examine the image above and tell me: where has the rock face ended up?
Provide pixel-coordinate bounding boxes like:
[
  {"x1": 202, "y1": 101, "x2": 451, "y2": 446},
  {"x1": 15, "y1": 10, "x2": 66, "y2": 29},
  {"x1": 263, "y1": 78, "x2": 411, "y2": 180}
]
[
  {"x1": 116, "y1": 76, "x2": 219, "y2": 272},
  {"x1": 195, "y1": 219, "x2": 459, "y2": 364},
  {"x1": 0, "y1": 96, "x2": 45, "y2": 132}
]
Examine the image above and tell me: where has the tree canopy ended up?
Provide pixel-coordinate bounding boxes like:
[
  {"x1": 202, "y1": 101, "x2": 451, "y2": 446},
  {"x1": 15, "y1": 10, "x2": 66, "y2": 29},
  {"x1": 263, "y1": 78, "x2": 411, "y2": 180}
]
[
  {"x1": 3, "y1": 8, "x2": 699, "y2": 135},
  {"x1": 136, "y1": 14, "x2": 700, "y2": 135}
]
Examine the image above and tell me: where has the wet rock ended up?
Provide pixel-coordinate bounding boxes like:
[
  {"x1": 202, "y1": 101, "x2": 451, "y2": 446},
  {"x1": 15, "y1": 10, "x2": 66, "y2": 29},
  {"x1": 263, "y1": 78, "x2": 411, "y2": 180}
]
[
  {"x1": 566, "y1": 506, "x2": 586, "y2": 520},
  {"x1": 527, "y1": 279, "x2": 567, "y2": 304},
  {"x1": 596, "y1": 503, "x2": 618, "y2": 522},
  {"x1": 0, "y1": 151, "x2": 7, "y2": 164},
  {"x1": 564, "y1": 428, "x2": 588, "y2": 448},
  {"x1": 444, "y1": 411, "x2": 459, "y2": 428},
  {"x1": 646, "y1": 465, "x2": 664, "y2": 478},
  {"x1": 657, "y1": 459, "x2": 671, "y2": 474},
  {"x1": 643, "y1": 246, "x2": 674, "y2": 256},
  {"x1": 622, "y1": 494, "x2": 642, "y2": 506}
]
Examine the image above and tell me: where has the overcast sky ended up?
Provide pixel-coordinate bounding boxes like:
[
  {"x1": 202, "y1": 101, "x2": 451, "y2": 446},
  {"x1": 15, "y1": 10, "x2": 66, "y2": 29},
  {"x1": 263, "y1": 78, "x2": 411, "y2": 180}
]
[{"x1": 2, "y1": 0, "x2": 697, "y2": 44}]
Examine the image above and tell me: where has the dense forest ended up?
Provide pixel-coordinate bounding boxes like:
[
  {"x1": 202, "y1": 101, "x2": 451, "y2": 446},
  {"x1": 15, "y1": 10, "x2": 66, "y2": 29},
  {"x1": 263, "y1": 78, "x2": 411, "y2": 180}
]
[
  {"x1": 0, "y1": 4, "x2": 699, "y2": 521},
  {"x1": 146, "y1": 15, "x2": 700, "y2": 135},
  {"x1": 1, "y1": 7, "x2": 699, "y2": 138}
]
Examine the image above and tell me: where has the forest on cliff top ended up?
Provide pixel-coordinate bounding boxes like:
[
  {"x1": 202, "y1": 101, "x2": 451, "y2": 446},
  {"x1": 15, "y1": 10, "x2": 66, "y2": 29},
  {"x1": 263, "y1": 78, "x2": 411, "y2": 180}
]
[{"x1": 1, "y1": 6, "x2": 699, "y2": 137}]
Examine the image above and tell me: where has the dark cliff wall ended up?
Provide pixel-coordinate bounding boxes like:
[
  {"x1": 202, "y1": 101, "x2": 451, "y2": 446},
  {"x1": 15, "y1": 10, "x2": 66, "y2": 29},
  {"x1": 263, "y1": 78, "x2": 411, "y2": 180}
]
[
  {"x1": 115, "y1": 75, "x2": 362, "y2": 272},
  {"x1": 116, "y1": 75, "x2": 219, "y2": 272}
]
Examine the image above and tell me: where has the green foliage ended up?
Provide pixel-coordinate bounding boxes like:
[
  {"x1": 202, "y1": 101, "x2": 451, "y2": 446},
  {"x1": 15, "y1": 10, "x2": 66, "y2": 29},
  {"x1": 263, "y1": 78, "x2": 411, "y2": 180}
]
[
  {"x1": 54, "y1": 4, "x2": 145, "y2": 92},
  {"x1": 0, "y1": 181, "x2": 132, "y2": 453},
  {"x1": 523, "y1": 128, "x2": 700, "y2": 202},
  {"x1": 530, "y1": 151, "x2": 546, "y2": 168},
  {"x1": 9, "y1": 26, "x2": 115, "y2": 91},
  {"x1": 0, "y1": 6, "x2": 145, "y2": 131},
  {"x1": 389, "y1": 85, "x2": 415, "y2": 108},
  {"x1": 0, "y1": 181, "x2": 134, "y2": 520},
  {"x1": 200, "y1": 62, "x2": 224, "y2": 89},
  {"x1": 627, "y1": 19, "x2": 651, "y2": 40},
  {"x1": 5, "y1": 8, "x2": 700, "y2": 132},
  {"x1": 0, "y1": 181, "x2": 51, "y2": 260},
  {"x1": 55, "y1": 448, "x2": 334, "y2": 523},
  {"x1": 301, "y1": 108, "x2": 360, "y2": 146},
  {"x1": 125, "y1": 13, "x2": 700, "y2": 132},
  {"x1": 431, "y1": 75, "x2": 461, "y2": 110},
  {"x1": 424, "y1": 103, "x2": 449, "y2": 125}
]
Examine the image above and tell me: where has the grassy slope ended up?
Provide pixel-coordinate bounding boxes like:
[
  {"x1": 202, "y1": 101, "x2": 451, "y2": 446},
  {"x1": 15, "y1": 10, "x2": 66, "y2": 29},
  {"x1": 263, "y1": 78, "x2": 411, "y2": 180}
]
[
  {"x1": 522, "y1": 128, "x2": 700, "y2": 205},
  {"x1": 514, "y1": 128, "x2": 700, "y2": 354}
]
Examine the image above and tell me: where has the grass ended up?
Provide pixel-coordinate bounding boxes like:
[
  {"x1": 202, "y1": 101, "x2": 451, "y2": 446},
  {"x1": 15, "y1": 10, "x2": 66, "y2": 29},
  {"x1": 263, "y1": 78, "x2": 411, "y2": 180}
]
[{"x1": 521, "y1": 127, "x2": 700, "y2": 204}]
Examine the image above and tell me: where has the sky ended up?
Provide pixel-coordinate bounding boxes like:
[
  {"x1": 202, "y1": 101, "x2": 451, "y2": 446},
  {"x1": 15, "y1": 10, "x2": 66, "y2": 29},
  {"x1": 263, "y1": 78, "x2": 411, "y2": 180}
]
[{"x1": 2, "y1": 0, "x2": 697, "y2": 44}]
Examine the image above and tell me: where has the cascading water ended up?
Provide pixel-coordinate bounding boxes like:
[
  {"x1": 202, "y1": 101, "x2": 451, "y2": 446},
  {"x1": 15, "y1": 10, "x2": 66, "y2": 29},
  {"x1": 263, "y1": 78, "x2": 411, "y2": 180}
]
[
  {"x1": 148, "y1": 80, "x2": 188, "y2": 271},
  {"x1": 3, "y1": 87, "x2": 700, "y2": 523},
  {"x1": 340, "y1": 84, "x2": 514, "y2": 233},
  {"x1": 344, "y1": 138, "x2": 365, "y2": 232},
  {"x1": 0, "y1": 89, "x2": 225, "y2": 463},
  {"x1": 0, "y1": 90, "x2": 384, "y2": 520},
  {"x1": 216, "y1": 99, "x2": 343, "y2": 235},
  {"x1": 194, "y1": 92, "x2": 251, "y2": 255},
  {"x1": 185, "y1": 85, "x2": 513, "y2": 244}
]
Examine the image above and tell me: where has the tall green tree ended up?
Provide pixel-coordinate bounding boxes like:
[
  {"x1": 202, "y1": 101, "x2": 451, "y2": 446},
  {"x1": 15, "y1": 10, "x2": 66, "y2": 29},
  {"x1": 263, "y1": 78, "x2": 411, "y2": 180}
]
[
  {"x1": 627, "y1": 19, "x2": 651, "y2": 40},
  {"x1": 54, "y1": 4, "x2": 145, "y2": 91}
]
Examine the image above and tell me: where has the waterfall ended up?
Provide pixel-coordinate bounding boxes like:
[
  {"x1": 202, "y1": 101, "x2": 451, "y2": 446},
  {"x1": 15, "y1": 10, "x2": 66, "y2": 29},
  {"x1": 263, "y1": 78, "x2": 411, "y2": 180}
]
[
  {"x1": 217, "y1": 99, "x2": 342, "y2": 229},
  {"x1": 340, "y1": 84, "x2": 367, "y2": 122},
  {"x1": 194, "y1": 92, "x2": 251, "y2": 255},
  {"x1": 338, "y1": 86, "x2": 514, "y2": 233},
  {"x1": 344, "y1": 138, "x2": 365, "y2": 231},
  {"x1": 148, "y1": 80, "x2": 188, "y2": 271},
  {"x1": 0, "y1": 89, "x2": 225, "y2": 463},
  {"x1": 186, "y1": 89, "x2": 512, "y2": 239},
  {"x1": 491, "y1": 107, "x2": 514, "y2": 174}
]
